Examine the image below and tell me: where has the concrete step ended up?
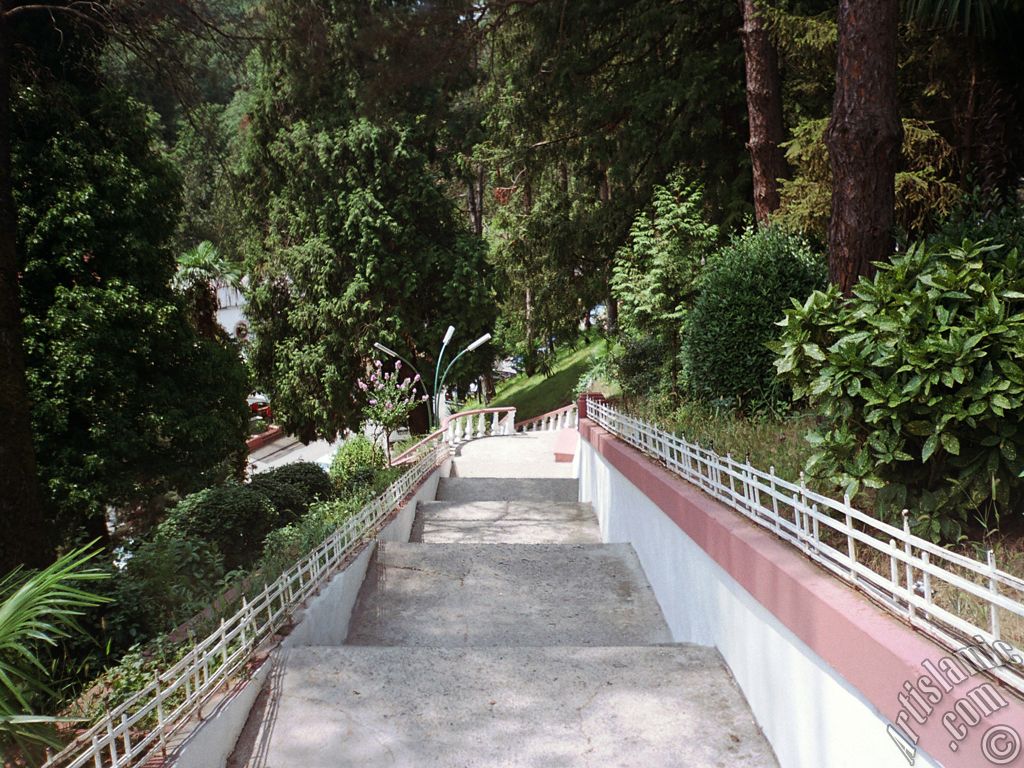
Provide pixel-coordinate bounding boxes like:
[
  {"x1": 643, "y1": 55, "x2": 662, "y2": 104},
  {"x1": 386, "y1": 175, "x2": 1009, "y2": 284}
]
[
  {"x1": 411, "y1": 500, "x2": 600, "y2": 544},
  {"x1": 345, "y1": 543, "x2": 671, "y2": 647},
  {"x1": 436, "y1": 476, "x2": 578, "y2": 503},
  {"x1": 253, "y1": 645, "x2": 778, "y2": 767}
]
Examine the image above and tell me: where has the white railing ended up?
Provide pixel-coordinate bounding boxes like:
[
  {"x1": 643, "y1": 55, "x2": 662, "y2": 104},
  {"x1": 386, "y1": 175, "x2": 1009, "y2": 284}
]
[
  {"x1": 445, "y1": 407, "x2": 516, "y2": 444},
  {"x1": 585, "y1": 398, "x2": 1024, "y2": 695},
  {"x1": 389, "y1": 407, "x2": 517, "y2": 467},
  {"x1": 515, "y1": 403, "x2": 577, "y2": 433},
  {"x1": 44, "y1": 443, "x2": 450, "y2": 768}
]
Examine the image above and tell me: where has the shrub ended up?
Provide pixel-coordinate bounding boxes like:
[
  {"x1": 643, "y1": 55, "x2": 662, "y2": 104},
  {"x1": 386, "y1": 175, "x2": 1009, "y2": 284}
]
[
  {"x1": 163, "y1": 484, "x2": 277, "y2": 569},
  {"x1": 258, "y1": 497, "x2": 365, "y2": 577},
  {"x1": 257, "y1": 461, "x2": 334, "y2": 505},
  {"x1": 330, "y1": 435, "x2": 385, "y2": 495},
  {"x1": 108, "y1": 533, "x2": 225, "y2": 648},
  {"x1": 614, "y1": 334, "x2": 676, "y2": 401},
  {"x1": 772, "y1": 240, "x2": 1024, "y2": 541},
  {"x1": 248, "y1": 476, "x2": 307, "y2": 525},
  {"x1": 684, "y1": 227, "x2": 824, "y2": 411}
]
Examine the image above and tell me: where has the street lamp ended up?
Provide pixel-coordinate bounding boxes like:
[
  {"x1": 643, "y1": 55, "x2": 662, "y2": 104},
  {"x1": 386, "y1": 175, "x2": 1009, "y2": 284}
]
[
  {"x1": 373, "y1": 341, "x2": 433, "y2": 427},
  {"x1": 436, "y1": 332, "x2": 492, "y2": 425},
  {"x1": 431, "y1": 325, "x2": 456, "y2": 428}
]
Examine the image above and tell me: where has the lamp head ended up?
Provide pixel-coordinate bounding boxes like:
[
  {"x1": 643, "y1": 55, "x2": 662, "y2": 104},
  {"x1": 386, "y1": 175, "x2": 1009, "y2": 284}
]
[
  {"x1": 466, "y1": 332, "x2": 492, "y2": 352},
  {"x1": 442, "y1": 325, "x2": 455, "y2": 346},
  {"x1": 373, "y1": 342, "x2": 399, "y2": 358}
]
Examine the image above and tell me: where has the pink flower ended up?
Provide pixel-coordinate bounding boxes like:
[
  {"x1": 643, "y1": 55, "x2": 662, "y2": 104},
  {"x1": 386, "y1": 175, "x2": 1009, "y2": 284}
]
[
  {"x1": 395, "y1": 360, "x2": 402, "y2": 371},
  {"x1": 413, "y1": 374, "x2": 420, "y2": 382},
  {"x1": 369, "y1": 398, "x2": 377, "y2": 405},
  {"x1": 370, "y1": 374, "x2": 377, "y2": 383},
  {"x1": 357, "y1": 380, "x2": 368, "y2": 391}
]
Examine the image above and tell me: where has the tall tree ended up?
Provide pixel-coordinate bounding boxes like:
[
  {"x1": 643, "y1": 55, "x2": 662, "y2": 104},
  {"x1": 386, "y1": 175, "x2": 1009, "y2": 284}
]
[
  {"x1": 823, "y1": 0, "x2": 903, "y2": 293},
  {"x1": 740, "y1": 0, "x2": 788, "y2": 223},
  {"x1": 479, "y1": 0, "x2": 749, "y2": 358},
  {"x1": 239, "y1": 1, "x2": 496, "y2": 441},
  {"x1": 0, "y1": 3, "x2": 250, "y2": 571}
]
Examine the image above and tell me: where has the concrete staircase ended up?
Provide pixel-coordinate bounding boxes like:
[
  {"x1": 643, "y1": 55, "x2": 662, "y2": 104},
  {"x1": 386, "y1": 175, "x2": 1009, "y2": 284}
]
[{"x1": 239, "y1": 434, "x2": 777, "y2": 767}]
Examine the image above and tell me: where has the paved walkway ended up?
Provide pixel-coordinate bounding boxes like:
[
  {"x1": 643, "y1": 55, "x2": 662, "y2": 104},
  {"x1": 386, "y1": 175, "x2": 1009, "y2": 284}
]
[{"x1": 233, "y1": 433, "x2": 777, "y2": 767}]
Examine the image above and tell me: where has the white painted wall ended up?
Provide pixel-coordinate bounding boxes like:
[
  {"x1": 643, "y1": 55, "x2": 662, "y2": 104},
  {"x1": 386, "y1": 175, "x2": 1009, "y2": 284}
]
[
  {"x1": 172, "y1": 660, "x2": 272, "y2": 768},
  {"x1": 579, "y1": 441, "x2": 939, "y2": 768}
]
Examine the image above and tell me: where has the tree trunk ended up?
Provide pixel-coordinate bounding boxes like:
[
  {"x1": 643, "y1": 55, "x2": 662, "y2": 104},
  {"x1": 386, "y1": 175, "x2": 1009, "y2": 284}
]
[
  {"x1": 467, "y1": 164, "x2": 485, "y2": 237},
  {"x1": 824, "y1": 0, "x2": 903, "y2": 295},
  {"x1": 481, "y1": 371, "x2": 495, "y2": 403},
  {"x1": 524, "y1": 285, "x2": 535, "y2": 376},
  {"x1": 0, "y1": 18, "x2": 51, "y2": 573},
  {"x1": 605, "y1": 293, "x2": 618, "y2": 333},
  {"x1": 739, "y1": 0, "x2": 787, "y2": 224}
]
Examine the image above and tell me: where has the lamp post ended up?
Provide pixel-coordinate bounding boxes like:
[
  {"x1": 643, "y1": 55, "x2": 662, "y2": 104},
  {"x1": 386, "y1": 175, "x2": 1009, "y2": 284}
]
[
  {"x1": 436, "y1": 333, "x2": 492, "y2": 425},
  {"x1": 431, "y1": 325, "x2": 456, "y2": 427},
  {"x1": 372, "y1": 341, "x2": 432, "y2": 427}
]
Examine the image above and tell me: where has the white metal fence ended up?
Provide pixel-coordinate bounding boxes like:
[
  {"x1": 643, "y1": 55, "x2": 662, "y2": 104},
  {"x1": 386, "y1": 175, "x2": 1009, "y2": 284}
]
[
  {"x1": 43, "y1": 443, "x2": 449, "y2": 768},
  {"x1": 586, "y1": 398, "x2": 1024, "y2": 695}
]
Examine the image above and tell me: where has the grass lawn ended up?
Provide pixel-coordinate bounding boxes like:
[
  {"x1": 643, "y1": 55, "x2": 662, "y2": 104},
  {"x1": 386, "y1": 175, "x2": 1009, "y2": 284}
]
[{"x1": 489, "y1": 336, "x2": 613, "y2": 421}]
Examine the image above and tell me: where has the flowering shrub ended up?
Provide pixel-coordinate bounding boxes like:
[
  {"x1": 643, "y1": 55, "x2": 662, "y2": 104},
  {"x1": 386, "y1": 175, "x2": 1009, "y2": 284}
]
[{"x1": 358, "y1": 359, "x2": 425, "y2": 463}]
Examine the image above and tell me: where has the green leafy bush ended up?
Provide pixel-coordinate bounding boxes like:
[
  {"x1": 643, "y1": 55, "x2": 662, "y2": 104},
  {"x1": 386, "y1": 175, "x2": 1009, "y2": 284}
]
[
  {"x1": 614, "y1": 334, "x2": 677, "y2": 401},
  {"x1": 773, "y1": 240, "x2": 1024, "y2": 541},
  {"x1": 109, "y1": 533, "x2": 225, "y2": 648},
  {"x1": 258, "y1": 497, "x2": 365, "y2": 577},
  {"x1": 163, "y1": 485, "x2": 277, "y2": 569},
  {"x1": 330, "y1": 435, "x2": 385, "y2": 495},
  {"x1": 257, "y1": 462, "x2": 335, "y2": 505},
  {"x1": 684, "y1": 227, "x2": 824, "y2": 411},
  {"x1": 248, "y1": 476, "x2": 308, "y2": 525}
]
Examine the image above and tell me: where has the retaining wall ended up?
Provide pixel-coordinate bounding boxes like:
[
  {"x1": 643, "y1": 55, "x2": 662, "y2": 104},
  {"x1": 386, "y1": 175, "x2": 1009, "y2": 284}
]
[{"x1": 579, "y1": 418, "x2": 1024, "y2": 768}]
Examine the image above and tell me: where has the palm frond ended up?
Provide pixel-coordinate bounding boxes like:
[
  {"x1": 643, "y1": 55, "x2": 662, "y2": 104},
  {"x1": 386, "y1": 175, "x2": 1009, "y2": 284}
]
[{"x1": 0, "y1": 545, "x2": 110, "y2": 756}]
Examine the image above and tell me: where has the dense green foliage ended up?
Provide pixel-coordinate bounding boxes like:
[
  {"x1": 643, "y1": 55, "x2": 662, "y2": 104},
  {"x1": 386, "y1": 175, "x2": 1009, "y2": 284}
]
[
  {"x1": 481, "y1": 0, "x2": 749, "y2": 370},
  {"x1": 247, "y1": 477, "x2": 308, "y2": 526},
  {"x1": 14, "y1": 72, "x2": 250, "y2": 545},
  {"x1": 237, "y1": 0, "x2": 496, "y2": 441},
  {"x1": 613, "y1": 176, "x2": 719, "y2": 336},
  {"x1": 685, "y1": 228, "x2": 824, "y2": 410},
  {"x1": 330, "y1": 436, "x2": 386, "y2": 496},
  {"x1": 108, "y1": 534, "x2": 226, "y2": 649},
  {"x1": 773, "y1": 240, "x2": 1024, "y2": 540},
  {"x1": 256, "y1": 462, "x2": 335, "y2": 506},
  {"x1": 162, "y1": 485, "x2": 276, "y2": 570}
]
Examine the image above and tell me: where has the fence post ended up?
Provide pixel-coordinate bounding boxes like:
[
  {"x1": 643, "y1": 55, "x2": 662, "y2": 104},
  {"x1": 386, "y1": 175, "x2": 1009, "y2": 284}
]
[
  {"x1": 844, "y1": 494, "x2": 856, "y2": 578},
  {"x1": 902, "y1": 511, "x2": 915, "y2": 619},
  {"x1": 988, "y1": 549, "x2": 1001, "y2": 640},
  {"x1": 889, "y1": 538, "x2": 900, "y2": 604}
]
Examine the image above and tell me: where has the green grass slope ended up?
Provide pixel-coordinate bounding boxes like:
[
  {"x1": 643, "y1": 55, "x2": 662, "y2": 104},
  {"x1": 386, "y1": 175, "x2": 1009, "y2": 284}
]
[{"x1": 490, "y1": 337, "x2": 610, "y2": 421}]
